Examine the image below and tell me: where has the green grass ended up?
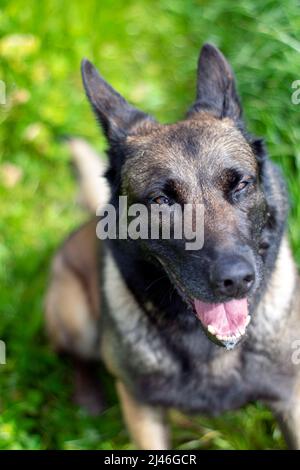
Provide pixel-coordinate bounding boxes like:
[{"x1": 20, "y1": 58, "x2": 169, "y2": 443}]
[{"x1": 0, "y1": 0, "x2": 299, "y2": 449}]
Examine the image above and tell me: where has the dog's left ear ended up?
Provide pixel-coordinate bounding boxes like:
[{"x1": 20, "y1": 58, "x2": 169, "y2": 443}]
[
  {"x1": 188, "y1": 43, "x2": 242, "y2": 123},
  {"x1": 81, "y1": 59, "x2": 152, "y2": 141}
]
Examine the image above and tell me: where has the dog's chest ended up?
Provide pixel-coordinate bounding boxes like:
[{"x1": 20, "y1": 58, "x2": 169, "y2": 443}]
[
  {"x1": 103, "y1": 303, "x2": 268, "y2": 415},
  {"x1": 133, "y1": 343, "x2": 249, "y2": 414},
  {"x1": 123, "y1": 327, "x2": 268, "y2": 414},
  {"x1": 122, "y1": 327, "x2": 291, "y2": 414}
]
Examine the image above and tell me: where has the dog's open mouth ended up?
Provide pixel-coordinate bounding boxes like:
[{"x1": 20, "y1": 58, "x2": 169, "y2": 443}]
[
  {"x1": 156, "y1": 256, "x2": 251, "y2": 349},
  {"x1": 193, "y1": 298, "x2": 250, "y2": 349}
]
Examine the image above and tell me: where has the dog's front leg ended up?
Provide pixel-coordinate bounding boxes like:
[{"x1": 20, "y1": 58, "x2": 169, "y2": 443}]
[
  {"x1": 274, "y1": 408, "x2": 300, "y2": 449},
  {"x1": 116, "y1": 380, "x2": 170, "y2": 450},
  {"x1": 272, "y1": 383, "x2": 300, "y2": 449}
]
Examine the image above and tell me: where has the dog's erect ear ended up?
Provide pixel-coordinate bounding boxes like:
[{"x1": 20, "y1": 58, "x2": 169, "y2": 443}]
[
  {"x1": 81, "y1": 59, "x2": 152, "y2": 141},
  {"x1": 188, "y1": 43, "x2": 242, "y2": 123}
]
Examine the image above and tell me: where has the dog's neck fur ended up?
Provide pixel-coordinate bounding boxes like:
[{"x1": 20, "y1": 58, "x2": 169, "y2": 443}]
[{"x1": 250, "y1": 236, "x2": 298, "y2": 346}]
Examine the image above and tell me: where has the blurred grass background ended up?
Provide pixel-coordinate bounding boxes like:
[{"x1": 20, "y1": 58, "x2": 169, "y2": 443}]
[{"x1": 0, "y1": 0, "x2": 300, "y2": 449}]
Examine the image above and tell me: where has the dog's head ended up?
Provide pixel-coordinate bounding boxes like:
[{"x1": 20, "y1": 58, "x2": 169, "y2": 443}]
[{"x1": 82, "y1": 44, "x2": 287, "y2": 349}]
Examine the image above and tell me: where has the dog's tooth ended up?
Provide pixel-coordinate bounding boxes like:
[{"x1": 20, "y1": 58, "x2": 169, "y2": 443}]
[
  {"x1": 216, "y1": 334, "x2": 224, "y2": 341},
  {"x1": 245, "y1": 315, "x2": 251, "y2": 327},
  {"x1": 207, "y1": 325, "x2": 216, "y2": 335}
]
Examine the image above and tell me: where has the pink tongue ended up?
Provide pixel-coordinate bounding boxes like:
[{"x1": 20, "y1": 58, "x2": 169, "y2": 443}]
[{"x1": 194, "y1": 298, "x2": 248, "y2": 337}]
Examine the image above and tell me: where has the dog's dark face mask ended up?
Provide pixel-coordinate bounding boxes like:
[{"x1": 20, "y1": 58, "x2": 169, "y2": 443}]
[{"x1": 82, "y1": 44, "x2": 281, "y2": 349}]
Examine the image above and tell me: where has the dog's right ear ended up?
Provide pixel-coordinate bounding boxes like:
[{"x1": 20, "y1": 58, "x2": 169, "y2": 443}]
[{"x1": 81, "y1": 59, "x2": 152, "y2": 141}]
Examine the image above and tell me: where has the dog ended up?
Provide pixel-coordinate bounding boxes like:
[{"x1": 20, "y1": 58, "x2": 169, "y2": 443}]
[{"x1": 45, "y1": 43, "x2": 300, "y2": 449}]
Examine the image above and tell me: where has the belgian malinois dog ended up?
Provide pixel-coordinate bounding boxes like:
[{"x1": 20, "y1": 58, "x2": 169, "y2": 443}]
[{"x1": 45, "y1": 44, "x2": 300, "y2": 449}]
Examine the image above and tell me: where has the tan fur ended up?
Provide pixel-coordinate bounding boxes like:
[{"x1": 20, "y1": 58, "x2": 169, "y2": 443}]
[
  {"x1": 102, "y1": 251, "x2": 178, "y2": 375},
  {"x1": 45, "y1": 217, "x2": 174, "y2": 450},
  {"x1": 116, "y1": 380, "x2": 169, "y2": 450},
  {"x1": 123, "y1": 118, "x2": 256, "y2": 245},
  {"x1": 68, "y1": 138, "x2": 110, "y2": 213},
  {"x1": 45, "y1": 215, "x2": 172, "y2": 451},
  {"x1": 45, "y1": 219, "x2": 100, "y2": 359},
  {"x1": 125, "y1": 117, "x2": 255, "y2": 194},
  {"x1": 275, "y1": 380, "x2": 300, "y2": 449},
  {"x1": 45, "y1": 139, "x2": 110, "y2": 357},
  {"x1": 252, "y1": 236, "x2": 298, "y2": 339}
]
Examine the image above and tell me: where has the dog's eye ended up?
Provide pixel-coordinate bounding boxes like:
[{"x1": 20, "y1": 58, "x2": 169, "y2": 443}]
[
  {"x1": 152, "y1": 195, "x2": 170, "y2": 205},
  {"x1": 234, "y1": 177, "x2": 255, "y2": 194},
  {"x1": 235, "y1": 180, "x2": 249, "y2": 192},
  {"x1": 230, "y1": 176, "x2": 256, "y2": 203}
]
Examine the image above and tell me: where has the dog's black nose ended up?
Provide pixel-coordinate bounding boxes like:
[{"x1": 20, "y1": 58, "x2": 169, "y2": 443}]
[{"x1": 210, "y1": 255, "x2": 255, "y2": 298}]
